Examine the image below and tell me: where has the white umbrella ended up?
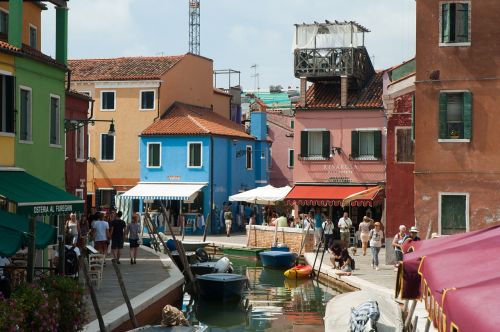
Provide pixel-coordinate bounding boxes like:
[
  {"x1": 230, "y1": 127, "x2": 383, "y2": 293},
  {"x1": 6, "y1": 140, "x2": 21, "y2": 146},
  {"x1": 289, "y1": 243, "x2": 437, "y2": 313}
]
[{"x1": 229, "y1": 185, "x2": 292, "y2": 205}]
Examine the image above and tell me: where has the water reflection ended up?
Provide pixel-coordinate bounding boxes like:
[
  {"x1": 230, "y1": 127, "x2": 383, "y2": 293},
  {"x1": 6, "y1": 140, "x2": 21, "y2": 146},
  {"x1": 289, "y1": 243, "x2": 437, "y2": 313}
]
[{"x1": 184, "y1": 257, "x2": 338, "y2": 331}]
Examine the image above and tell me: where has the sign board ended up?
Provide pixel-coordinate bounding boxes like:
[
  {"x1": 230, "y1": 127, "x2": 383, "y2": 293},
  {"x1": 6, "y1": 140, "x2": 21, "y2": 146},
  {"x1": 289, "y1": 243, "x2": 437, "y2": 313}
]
[{"x1": 17, "y1": 202, "x2": 84, "y2": 216}]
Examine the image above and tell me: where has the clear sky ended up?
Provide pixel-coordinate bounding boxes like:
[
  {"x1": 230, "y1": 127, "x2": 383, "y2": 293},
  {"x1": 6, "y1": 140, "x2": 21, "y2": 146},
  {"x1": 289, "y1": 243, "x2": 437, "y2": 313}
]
[{"x1": 42, "y1": 0, "x2": 415, "y2": 91}]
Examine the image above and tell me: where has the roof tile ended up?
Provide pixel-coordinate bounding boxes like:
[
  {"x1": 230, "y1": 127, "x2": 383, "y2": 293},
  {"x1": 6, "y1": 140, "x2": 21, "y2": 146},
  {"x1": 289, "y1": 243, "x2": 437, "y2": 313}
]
[
  {"x1": 142, "y1": 102, "x2": 253, "y2": 140},
  {"x1": 300, "y1": 72, "x2": 384, "y2": 110},
  {"x1": 68, "y1": 55, "x2": 184, "y2": 81}
]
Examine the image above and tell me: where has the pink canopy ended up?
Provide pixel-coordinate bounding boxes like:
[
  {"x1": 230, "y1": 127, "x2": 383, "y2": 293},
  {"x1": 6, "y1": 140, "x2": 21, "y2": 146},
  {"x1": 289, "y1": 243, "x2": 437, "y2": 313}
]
[{"x1": 397, "y1": 225, "x2": 500, "y2": 331}]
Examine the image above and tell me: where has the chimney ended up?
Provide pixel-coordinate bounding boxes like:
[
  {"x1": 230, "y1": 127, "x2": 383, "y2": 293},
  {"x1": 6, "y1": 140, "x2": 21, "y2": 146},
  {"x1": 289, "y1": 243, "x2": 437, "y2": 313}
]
[
  {"x1": 300, "y1": 77, "x2": 307, "y2": 107},
  {"x1": 341, "y1": 76, "x2": 348, "y2": 107}
]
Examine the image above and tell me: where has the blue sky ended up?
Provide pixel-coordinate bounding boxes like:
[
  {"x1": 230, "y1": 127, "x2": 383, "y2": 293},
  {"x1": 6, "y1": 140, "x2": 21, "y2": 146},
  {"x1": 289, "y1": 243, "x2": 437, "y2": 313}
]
[{"x1": 42, "y1": 0, "x2": 415, "y2": 91}]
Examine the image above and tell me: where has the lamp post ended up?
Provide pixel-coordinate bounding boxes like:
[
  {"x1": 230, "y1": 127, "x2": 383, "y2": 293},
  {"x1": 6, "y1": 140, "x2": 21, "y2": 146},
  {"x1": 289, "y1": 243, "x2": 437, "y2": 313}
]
[{"x1": 64, "y1": 118, "x2": 116, "y2": 136}]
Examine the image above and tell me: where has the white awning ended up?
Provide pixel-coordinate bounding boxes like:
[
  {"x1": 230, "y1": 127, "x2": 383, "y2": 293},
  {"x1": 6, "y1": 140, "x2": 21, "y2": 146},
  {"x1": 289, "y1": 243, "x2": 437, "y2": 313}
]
[
  {"x1": 229, "y1": 185, "x2": 292, "y2": 205},
  {"x1": 119, "y1": 182, "x2": 207, "y2": 200}
]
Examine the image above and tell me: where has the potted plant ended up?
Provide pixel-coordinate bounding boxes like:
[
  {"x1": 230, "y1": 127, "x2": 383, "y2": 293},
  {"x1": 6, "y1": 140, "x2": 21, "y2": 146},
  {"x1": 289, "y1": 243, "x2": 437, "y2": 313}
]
[{"x1": 449, "y1": 129, "x2": 460, "y2": 139}]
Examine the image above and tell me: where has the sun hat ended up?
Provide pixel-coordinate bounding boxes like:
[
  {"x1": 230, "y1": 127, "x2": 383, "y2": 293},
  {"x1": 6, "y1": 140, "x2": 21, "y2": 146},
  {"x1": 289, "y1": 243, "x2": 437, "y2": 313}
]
[{"x1": 410, "y1": 226, "x2": 419, "y2": 233}]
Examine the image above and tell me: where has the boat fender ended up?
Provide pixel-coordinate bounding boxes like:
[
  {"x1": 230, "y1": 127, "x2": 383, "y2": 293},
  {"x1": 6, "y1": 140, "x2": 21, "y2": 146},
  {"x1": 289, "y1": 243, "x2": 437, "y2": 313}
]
[
  {"x1": 195, "y1": 248, "x2": 210, "y2": 262},
  {"x1": 214, "y1": 256, "x2": 231, "y2": 273},
  {"x1": 228, "y1": 263, "x2": 234, "y2": 273}
]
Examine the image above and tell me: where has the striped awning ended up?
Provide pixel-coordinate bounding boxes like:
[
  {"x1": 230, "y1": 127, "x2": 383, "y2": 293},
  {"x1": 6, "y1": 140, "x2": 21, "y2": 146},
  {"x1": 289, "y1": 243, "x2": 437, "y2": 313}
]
[
  {"x1": 284, "y1": 184, "x2": 384, "y2": 207},
  {"x1": 119, "y1": 182, "x2": 206, "y2": 201}
]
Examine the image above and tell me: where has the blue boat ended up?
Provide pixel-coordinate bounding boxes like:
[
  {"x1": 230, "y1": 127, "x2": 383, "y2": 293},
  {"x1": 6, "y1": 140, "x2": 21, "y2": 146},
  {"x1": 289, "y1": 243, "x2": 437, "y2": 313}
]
[
  {"x1": 259, "y1": 251, "x2": 297, "y2": 269},
  {"x1": 196, "y1": 273, "x2": 248, "y2": 302},
  {"x1": 271, "y1": 246, "x2": 290, "y2": 252}
]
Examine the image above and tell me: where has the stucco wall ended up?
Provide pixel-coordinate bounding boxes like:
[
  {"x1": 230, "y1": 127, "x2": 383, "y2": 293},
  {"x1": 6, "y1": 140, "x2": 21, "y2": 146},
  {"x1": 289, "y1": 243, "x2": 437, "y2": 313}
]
[
  {"x1": 0, "y1": 53, "x2": 15, "y2": 167},
  {"x1": 211, "y1": 91, "x2": 231, "y2": 119},
  {"x1": 267, "y1": 114, "x2": 294, "y2": 187},
  {"x1": 293, "y1": 109, "x2": 386, "y2": 184},
  {"x1": 0, "y1": 2, "x2": 42, "y2": 50}
]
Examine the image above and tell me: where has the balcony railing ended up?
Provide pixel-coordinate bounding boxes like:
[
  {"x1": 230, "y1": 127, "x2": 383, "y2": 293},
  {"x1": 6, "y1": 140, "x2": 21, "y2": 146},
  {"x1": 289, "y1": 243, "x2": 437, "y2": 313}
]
[{"x1": 294, "y1": 46, "x2": 374, "y2": 86}]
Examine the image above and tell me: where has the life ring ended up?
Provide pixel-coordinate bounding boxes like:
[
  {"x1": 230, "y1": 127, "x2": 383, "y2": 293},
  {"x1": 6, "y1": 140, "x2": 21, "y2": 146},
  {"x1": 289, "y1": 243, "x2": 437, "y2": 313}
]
[{"x1": 195, "y1": 248, "x2": 210, "y2": 262}]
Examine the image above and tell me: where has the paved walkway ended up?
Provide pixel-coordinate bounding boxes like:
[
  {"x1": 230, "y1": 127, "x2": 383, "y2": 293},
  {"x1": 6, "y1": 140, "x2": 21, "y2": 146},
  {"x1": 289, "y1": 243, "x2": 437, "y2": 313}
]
[{"x1": 84, "y1": 246, "x2": 172, "y2": 323}]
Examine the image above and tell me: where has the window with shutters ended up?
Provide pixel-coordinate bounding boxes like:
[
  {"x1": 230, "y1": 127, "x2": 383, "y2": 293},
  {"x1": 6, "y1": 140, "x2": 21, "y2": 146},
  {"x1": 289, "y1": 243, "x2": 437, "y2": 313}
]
[
  {"x1": 147, "y1": 142, "x2": 161, "y2": 168},
  {"x1": 19, "y1": 87, "x2": 32, "y2": 142},
  {"x1": 0, "y1": 74, "x2": 15, "y2": 134},
  {"x1": 440, "y1": 2, "x2": 471, "y2": 45},
  {"x1": 396, "y1": 128, "x2": 414, "y2": 163},
  {"x1": 300, "y1": 129, "x2": 330, "y2": 160},
  {"x1": 438, "y1": 91, "x2": 472, "y2": 141},
  {"x1": 187, "y1": 142, "x2": 202, "y2": 168},
  {"x1": 246, "y1": 146, "x2": 253, "y2": 170},
  {"x1": 76, "y1": 126, "x2": 85, "y2": 160},
  {"x1": 351, "y1": 130, "x2": 382, "y2": 160},
  {"x1": 100, "y1": 133, "x2": 115, "y2": 161},
  {"x1": 29, "y1": 25, "x2": 37, "y2": 49},
  {"x1": 288, "y1": 149, "x2": 294, "y2": 168},
  {"x1": 439, "y1": 193, "x2": 468, "y2": 235},
  {"x1": 0, "y1": 9, "x2": 8, "y2": 35},
  {"x1": 99, "y1": 189, "x2": 116, "y2": 209},
  {"x1": 49, "y1": 95, "x2": 61, "y2": 146}
]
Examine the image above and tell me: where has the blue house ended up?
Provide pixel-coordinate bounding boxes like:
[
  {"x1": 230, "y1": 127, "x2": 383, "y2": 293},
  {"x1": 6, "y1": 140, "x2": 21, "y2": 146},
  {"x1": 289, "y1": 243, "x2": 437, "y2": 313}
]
[{"x1": 137, "y1": 102, "x2": 269, "y2": 234}]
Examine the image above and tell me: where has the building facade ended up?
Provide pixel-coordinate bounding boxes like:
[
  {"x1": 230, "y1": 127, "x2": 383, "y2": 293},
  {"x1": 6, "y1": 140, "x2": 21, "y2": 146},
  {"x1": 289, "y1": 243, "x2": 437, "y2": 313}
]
[
  {"x1": 139, "y1": 102, "x2": 269, "y2": 234},
  {"x1": 68, "y1": 54, "x2": 231, "y2": 211},
  {"x1": 414, "y1": 0, "x2": 500, "y2": 234},
  {"x1": 266, "y1": 108, "x2": 294, "y2": 187}
]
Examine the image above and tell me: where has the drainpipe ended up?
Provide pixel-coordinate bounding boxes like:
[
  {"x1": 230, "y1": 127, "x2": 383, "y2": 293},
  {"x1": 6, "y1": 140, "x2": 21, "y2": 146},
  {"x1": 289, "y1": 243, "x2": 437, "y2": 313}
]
[
  {"x1": 210, "y1": 136, "x2": 214, "y2": 234},
  {"x1": 154, "y1": 81, "x2": 162, "y2": 121}
]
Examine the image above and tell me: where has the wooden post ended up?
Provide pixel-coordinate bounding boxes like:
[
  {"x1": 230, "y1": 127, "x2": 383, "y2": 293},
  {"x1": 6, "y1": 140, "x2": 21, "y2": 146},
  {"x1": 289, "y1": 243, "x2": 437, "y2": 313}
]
[
  {"x1": 181, "y1": 213, "x2": 186, "y2": 241},
  {"x1": 246, "y1": 225, "x2": 251, "y2": 247},
  {"x1": 81, "y1": 259, "x2": 106, "y2": 332},
  {"x1": 111, "y1": 259, "x2": 138, "y2": 328},
  {"x1": 425, "y1": 220, "x2": 433, "y2": 240},
  {"x1": 411, "y1": 316, "x2": 419, "y2": 332},
  {"x1": 202, "y1": 213, "x2": 211, "y2": 243},
  {"x1": 424, "y1": 317, "x2": 431, "y2": 332},
  {"x1": 143, "y1": 213, "x2": 175, "y2": 262},
  {"x1": 404, "y1": 300, "x2": 417, "y2": 330}
]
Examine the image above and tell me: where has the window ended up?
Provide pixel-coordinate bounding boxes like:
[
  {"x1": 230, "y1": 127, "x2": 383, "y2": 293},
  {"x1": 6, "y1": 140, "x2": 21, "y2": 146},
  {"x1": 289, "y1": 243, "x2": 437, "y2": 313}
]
[
  {"x1": 188, "y1": 142, "x2": 202, "y2": 168},
  {"x1": 76, "y1": 126, "x2": 85, "y2": 160},
  {"x1": 147, "y1": 142, "x2": 161, "y2": 168},
  {"x1": 19, "y1": 87, "x2": 32, "y2": 142},
  {"x1": 290, "y1": 120, "x2": 295, "y2": 129},
  {"x1": 100, "y1": 133, "x2": 115, "y2": 161},
  {"x1": 351, "y1": 130, "x2": 382, "y2": 160},
  {"x1": 288, "y1": 149, "x2": 294, "y2": 168},
  {"x1": 396, "y1": 128, "x2": 414, "y2": 163},
  {"x1": 87, "y1": 133, "x2": 91, "y2": 160},
  {"x1": 440, "y1": 193, "x2": 468, "y2": 235},
  {"x1": 300, "y1": 130, "x2": 330, "y2": 159},
  {"x1": 101, "y1": 91, "x2": 115, "y2": 111},
  {"x1": 50, "y1": 95, "x2": 61, "y2": 145},
  {"x1": 246, "y1": 146, "x2": 252, "y2": 170},
  {"x1": 0, "y1": 10, "x2": 7, "y2": 35},
  {"x1": 439, "y1": 91, "x2": 472, "y2": 140},
  {"x1": 140, "y1": 90, "x2": 155, "y2": 110},
  {"x1": 29, "y1": 25, "x2": 37, "y2": 48},
  {"x1": 441, "y1": 2, "x2": 470, "y2": 44},
  {"x1": 75, "y1": 189, "x2": 84, "y2": 199},
  {"x1": 98, "y1": 189, "x2": 115, "y2": 209},
  {"x1": 0, "y1": 74, "x2": 15, "y2": 133},
  {"x1": 80, "y1": 91, "x2": 91, "y2": 117}
]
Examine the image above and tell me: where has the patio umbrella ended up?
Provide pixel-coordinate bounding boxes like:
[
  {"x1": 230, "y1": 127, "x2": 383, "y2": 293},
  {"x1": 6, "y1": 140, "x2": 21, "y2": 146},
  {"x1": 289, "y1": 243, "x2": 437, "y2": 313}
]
[{"x1": 229, "y1": 185, "x2": 292, "y2": 205}]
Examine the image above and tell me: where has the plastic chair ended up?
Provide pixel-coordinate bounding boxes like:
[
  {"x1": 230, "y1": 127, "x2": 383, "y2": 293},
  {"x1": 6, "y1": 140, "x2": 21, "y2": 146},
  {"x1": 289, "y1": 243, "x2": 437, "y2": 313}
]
[{"x1": 88, "y1": 254, "x2": 105, "y2": 289}]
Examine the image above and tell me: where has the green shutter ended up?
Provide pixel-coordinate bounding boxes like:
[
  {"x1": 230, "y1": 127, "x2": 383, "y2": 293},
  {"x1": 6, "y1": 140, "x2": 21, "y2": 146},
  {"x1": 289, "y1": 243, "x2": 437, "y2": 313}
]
[
  {"x1": 439, "y1": 93, "x2": 448, "y2": 139},
  {"x1": 442, "y1": 3, "x2": 450, "y2": 43},
  {"x1": 411, "y1": 94, "x2": 415, "y2": 141},
  {"x1": 300, "y1": 131, "x2": 308, "y2": 157},
  {"x1": 289, "y1": 149, "x2": 294, "y2": 167},
  {"x1": 322, "y1": 131, "x2": 330, "y2": 158},
  {"x1": 457, "y1": 3, "x2": 469, "y2": 42},
  {"x1": 351, "y1": 131, "x2": 359, "y2": 158},
  {"x1": 463, "y1": 91, "x2": 472, "y2": 140},
  {"x1": 374, "y1": 130, "x2": 382, "y2": 160}
]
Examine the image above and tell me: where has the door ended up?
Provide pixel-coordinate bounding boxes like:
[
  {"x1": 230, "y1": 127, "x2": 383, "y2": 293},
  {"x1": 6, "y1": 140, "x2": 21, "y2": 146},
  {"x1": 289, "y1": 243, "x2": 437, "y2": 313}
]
[{"x1": 440, "y1": 194, "x2": 467, "y2": 235}]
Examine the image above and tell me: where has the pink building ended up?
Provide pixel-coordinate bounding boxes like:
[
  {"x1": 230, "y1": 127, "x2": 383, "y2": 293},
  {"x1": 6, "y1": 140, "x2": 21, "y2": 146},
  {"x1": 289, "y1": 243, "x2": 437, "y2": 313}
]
[{"x1": 267, "y1": 110, "x2": 294, "y2": 187}]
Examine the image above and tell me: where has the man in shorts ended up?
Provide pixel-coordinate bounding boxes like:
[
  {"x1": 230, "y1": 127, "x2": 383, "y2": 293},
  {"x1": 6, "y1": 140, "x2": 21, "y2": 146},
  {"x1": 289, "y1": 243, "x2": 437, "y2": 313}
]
[
  {"x1": 92, "y1": 212, "x2": 110, "y2": 259},
  {"x1": 110, "y1": 211, "x2": 127, "y2": 263},
  {"x1": 338, "y1": 211, "x2": 352, "y2": 249}
]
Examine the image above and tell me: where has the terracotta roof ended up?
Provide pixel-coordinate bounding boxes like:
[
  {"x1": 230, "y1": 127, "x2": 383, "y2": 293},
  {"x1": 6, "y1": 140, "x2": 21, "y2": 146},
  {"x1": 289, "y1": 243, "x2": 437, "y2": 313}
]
[
  {"x1": 0, "y1": 40, "x2": 21, "y2": 54},
  {"x1": 66, "y1": 89, "x2": 93, "y2": 101},
  {"x1": 68, "y1": 55, "x2": 185, "y2": 81},
  {"x1": 142, "y1": 102, "x2": 254, "y2": 140},
  {"x1": 0, "y1": 41, "x2": 66, "y2": 69},
  {"x1": 299, "y1": 71, "x2": 384, "y2": 110}
]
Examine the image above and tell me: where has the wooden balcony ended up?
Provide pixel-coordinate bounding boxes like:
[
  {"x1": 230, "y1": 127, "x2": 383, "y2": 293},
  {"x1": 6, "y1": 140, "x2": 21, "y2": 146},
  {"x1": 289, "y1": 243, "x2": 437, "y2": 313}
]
[{"x1": 294, "y1": 46, "x2": 374, "y2": 87}]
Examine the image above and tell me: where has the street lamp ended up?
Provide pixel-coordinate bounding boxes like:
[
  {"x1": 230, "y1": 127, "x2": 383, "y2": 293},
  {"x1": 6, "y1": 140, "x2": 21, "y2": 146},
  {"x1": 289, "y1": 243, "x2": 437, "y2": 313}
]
[{"x1": 65, "y1": 118, "x2": 116, "y2": 136}]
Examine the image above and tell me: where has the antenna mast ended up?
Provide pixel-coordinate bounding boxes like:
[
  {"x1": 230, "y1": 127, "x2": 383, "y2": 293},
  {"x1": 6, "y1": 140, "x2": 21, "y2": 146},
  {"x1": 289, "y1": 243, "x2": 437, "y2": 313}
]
[{"x1": 189, "y1": 0, "x2": 201, "y2": 55}]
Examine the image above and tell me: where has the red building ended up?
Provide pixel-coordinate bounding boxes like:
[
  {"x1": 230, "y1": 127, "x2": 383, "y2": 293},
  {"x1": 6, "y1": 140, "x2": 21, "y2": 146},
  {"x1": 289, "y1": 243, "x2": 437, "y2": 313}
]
[
  {"x1": 383, "y1": 59, "x2": 415, "y2": 260},
  {"x1": 65, "y1": 90, "x2": 92, "y2": 214}
]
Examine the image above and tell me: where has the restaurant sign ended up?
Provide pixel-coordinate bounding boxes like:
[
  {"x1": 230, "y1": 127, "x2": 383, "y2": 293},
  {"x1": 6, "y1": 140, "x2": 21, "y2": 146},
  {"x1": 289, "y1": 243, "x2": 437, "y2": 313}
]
[{"x1": 17, "y1": 202, "x2": 84, "y2": 215}]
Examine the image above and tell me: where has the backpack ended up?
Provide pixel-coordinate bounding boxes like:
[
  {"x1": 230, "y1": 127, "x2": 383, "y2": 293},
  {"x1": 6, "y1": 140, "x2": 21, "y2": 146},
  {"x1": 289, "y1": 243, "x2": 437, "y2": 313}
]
[
  {"x1": 350, "y1": 256, "x2": 356, "y2": 270},
  {"x1": 65, "y1": 247, "x2": 79, "y2": 276}
]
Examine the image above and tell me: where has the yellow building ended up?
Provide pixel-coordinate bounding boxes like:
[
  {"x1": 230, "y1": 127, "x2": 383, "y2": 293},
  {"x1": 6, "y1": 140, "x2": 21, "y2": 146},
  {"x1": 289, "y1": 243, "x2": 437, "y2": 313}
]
[{"x1": 69, "y1": 53, "x2": 231, "y2": 209}]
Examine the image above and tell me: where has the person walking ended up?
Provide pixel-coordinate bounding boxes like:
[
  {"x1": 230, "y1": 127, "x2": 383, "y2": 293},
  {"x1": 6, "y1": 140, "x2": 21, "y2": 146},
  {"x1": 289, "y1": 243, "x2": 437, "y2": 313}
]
[
  {"x1": 313, "y1": 210, "x2": 324, "y2": 248},
  {"x1": 224, "y1": 206, "x2": 233, "y2": 237},
  {"x1": 322, "y1": 218, "x2": 335, "y2": 250},
  {"x1": 338, "y1": 211, "x2": 353, "y2": 249},
  {"x1": 358, "y1": 216, "x2": 372, "y2": 256},
  {"x1": 392, "y1": 225, "x2": 407, "y2": 271},
  {"x1": 65, "y1": 213, "x2": 80, "y2": 246},
  {"x1": 92, "y1": 212, "x2": 110, "y2": 259},
  {"x1": 127, "y1": 213, "x2": 141, "y2": 264},
  {"x1": 110, "y1": 211, "x2": 127, "y2": 263},
  {"x1": 369, "y1": 222, "x2": 384, "y2": 270},
  {"x1": 78, "y1": 215, "x2": 89, "y2": 248}
]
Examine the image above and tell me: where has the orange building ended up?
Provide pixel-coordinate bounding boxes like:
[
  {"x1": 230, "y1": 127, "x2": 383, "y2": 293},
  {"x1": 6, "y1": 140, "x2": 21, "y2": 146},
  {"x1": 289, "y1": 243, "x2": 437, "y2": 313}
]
[{"x1": 68, "y1": 53, "x2": 230, "y2": 210}]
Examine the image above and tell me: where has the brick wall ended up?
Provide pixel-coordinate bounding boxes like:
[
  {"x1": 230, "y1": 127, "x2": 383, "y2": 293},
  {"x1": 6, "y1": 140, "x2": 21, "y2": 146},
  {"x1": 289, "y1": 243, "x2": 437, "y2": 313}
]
[{"x1": 246, "y1": 225, "x2": 314, "y2": 253}]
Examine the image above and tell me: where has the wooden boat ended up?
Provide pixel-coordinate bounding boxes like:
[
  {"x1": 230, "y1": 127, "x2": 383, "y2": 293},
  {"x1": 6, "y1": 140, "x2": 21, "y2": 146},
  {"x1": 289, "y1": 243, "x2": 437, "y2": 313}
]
[
  {"x1": 284, "y1": 265, "x2": 313, "y2": 279},
  {"x1": 190, "y1": 257, "x2": 232, "y2": 276},
  {"x1": 221, "y1": 246, "x2": 268, "y2": 258},
  {"x1": 170, "y1": 250, "x2": 198, "y2": 270},
  {"x1": 259, "y1": 251, "x2": 297, "y2": 269},
  {"x1": 181, "y1": 240, "x2": 209, "y2": 251},
  {"x1": 196, "y1": 273, "x2": 248, "y2": 302}
]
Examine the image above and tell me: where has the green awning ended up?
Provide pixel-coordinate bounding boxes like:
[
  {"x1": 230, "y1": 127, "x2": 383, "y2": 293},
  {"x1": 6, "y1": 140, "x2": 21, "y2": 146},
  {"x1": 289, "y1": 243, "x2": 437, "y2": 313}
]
[
  {"x1": 0, "y1": 169, "x2": 84, "y2": 215},
  {"x1": 0, "y1": 210, "x2": 57, "y2": 257}
]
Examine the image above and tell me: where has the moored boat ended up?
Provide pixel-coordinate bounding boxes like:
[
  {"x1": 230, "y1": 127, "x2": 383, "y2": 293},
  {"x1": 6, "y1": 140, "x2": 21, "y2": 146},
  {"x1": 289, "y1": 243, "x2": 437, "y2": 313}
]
[
  {"x1": 221, "y1": 246, "x2": 268, "y2": 258},
  {"x1": 190, "y1": 257, "x2": 233, "y2": 276},
  {"x1": 283, "y1": 265, "x2": 312, "y2": 279},
  {"x1": 259, "y1": 251, "x2": 297, "y2": 269},
  {"x1": 196, "y1": 273, "x2": 248, "y2": 302},
  {"x1": 181, "y1": 240, "x2": 209, "y2": 252}
]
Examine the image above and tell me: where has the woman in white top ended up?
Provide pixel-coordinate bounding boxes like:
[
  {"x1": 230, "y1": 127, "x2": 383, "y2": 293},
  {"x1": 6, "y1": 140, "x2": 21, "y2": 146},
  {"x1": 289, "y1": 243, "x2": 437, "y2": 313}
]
[
  {"x1": 369, "y1": 222, "x2": 384, "y2": 270},
  {"x1": 65, "y1": 213, "x2": 80, "y2": 246},
  {"x1": 358, "y1": 216, "x2": 372, "y2": 256}
]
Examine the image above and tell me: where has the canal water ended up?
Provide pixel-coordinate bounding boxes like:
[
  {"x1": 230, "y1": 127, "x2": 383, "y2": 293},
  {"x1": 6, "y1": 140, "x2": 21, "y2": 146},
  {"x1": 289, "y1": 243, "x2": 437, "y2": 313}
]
[{"x1": 183, "y1": 255, "x2": 341, "y2": 331}]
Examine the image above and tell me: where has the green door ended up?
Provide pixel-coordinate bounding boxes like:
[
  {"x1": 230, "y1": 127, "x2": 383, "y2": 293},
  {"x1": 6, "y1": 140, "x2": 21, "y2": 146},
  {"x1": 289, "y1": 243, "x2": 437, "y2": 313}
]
[{"x1": 441, "y1": 195, "x2": 467, "y2": 235}]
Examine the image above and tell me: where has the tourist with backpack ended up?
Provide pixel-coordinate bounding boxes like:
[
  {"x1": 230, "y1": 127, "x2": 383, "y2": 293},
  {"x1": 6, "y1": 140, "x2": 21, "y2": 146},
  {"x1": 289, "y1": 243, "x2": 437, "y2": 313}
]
[{"x1": 369, "y1": 222, "x2": 384, "y2": 271}]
